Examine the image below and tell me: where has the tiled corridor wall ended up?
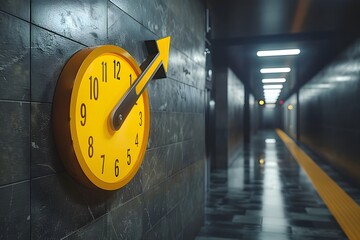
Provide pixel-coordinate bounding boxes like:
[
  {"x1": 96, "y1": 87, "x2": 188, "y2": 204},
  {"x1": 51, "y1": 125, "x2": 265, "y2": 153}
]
[
  {"x1": 283, "y1": 94, "x2": 297, "y2": 139},
  {"x1": 298, "y1": 39, "x2": 360, "y2": 186},
  {"x1": 0, "y1": 0, "x2": 206, "y2": 239},
  {"x1": 227, "y1": 69, "x2": 244, "y2": 164},
  {"x1": 213, "y1": 66, "x2": 244, "y2": 168}
]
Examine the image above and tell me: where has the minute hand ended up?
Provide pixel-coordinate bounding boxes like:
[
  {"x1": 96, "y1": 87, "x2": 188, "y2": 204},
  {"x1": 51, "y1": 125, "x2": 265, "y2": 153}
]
[{"x1": 110, "y1": 37, "x2": 170, "y2": 131}]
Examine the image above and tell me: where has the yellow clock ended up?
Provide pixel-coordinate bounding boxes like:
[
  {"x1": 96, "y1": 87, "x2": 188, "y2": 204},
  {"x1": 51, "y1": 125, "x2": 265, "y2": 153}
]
[{"x1": 52, "y1": 37, "x2": 170, "y2": 190}]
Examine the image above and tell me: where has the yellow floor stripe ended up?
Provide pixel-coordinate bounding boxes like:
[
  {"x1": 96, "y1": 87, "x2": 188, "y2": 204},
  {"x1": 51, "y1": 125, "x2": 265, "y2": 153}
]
[{"x1": 276, "y1": 129, "x2": 360, "y2": 240}]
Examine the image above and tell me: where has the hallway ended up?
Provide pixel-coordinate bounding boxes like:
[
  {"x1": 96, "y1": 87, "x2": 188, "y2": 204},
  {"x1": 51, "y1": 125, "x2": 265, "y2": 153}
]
[
  {"x1": 197, "y1": 130, "x2": 359, "y2": 239},
  {"x1": 2, "y1": 1, "x2": 360, "y2": 239}
]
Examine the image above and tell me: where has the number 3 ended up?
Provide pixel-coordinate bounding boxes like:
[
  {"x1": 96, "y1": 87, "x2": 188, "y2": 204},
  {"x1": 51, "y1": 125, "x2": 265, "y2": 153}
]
[{"x1": 139, "y1": 111, "x2": 142, "y2": 126}]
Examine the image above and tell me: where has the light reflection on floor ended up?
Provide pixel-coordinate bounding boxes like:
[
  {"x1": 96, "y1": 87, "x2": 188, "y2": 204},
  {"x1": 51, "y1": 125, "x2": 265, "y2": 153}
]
[
  {"x1": 261, "y1": 138, "x2": 286, "y2": 234},
  {"x1": 196, "y1": 130, "x2": 348, "y2": 240}
]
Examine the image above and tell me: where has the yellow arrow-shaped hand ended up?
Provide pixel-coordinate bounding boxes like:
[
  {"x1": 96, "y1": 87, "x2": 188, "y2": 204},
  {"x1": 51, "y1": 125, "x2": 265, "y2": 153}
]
[{"x1": 110, "y1": 36, "x2": 171, "y2": 131}]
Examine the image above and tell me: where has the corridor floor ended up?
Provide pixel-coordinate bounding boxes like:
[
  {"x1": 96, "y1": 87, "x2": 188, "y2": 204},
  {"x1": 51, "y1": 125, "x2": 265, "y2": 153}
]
[{"x1": 196, "y1": 130, "x2": 360, "y2": 240}]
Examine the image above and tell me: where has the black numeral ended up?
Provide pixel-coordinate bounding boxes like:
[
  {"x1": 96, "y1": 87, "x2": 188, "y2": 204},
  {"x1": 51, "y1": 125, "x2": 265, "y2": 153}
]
[
  {"x1": 101, "y1": 154, "x2": 105, "y2": 174},
  {"x1": 89, "y1": 76, "x2": 99, "y2": 100},
  {"x1": 130, "y1": 74, "x2": 132, "y2": 85},
  {"x1": 127, "y1": 149, "x2": 131, "y2": 165},
  {"x1": 135, "y1": 133, "x2": 139, "y2": 147},
  {"x1": 88, "y1": 136, "x2": 94, "y2": 158},
  {"x1": 139, "y1": 111, "x2": 142, "y2": 126},
  {"x1": 115, "y1": 159, "x2": 119, "y2": 177},
  {"x1": 102, "y1": 61, "x2": 107, "y2": 82},
  {"x1": 80, "y1": 103, "x2": 86, "y2": 126},
  {"x1": 113, "y1": 60, "x2": 121, "y2": 80}
]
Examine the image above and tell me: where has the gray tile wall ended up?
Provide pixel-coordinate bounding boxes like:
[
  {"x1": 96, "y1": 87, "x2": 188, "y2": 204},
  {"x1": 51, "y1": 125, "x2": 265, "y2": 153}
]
[
  {"x1": 0, "y1": 0, "x2": 206, "y2": 239},
  {"x1": 214, "y1": 66, "x2": 228, "y2": 169},
  {"x1": 227, "y1": 69, "x2": 244, "y2": 164},
  {"x1": 283, "y1": 94, "x2": 297, "y2": 139},
  {"x1": 298, "y1": 39, "x2": 360, "y2": 186},
  {"x1": 213, "y1": 67, "x2": 245, "y2": 168}
]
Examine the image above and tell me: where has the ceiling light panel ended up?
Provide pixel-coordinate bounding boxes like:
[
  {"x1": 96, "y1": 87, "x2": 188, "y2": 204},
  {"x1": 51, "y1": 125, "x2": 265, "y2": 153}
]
[
  {"x1": 263, "y1": 85, "x2": 283, "y2": 89},
  {"x1": 262, "y1": 78, "x2": 286, "y2": 83},
  {"x1": 257, "y1": 49, "x2": 300, "y2": 57},
  {"x1": 260, "y1": 67, "x2": 291, "y2": 73},
  {"x1": 263, "y1": 89, "x2": 281, "y2": 94}
]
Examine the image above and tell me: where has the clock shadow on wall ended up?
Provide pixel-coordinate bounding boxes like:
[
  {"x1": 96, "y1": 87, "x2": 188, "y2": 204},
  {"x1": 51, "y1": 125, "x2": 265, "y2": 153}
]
[{"x1": 51, "y1": 37, "x2": 170, "y2": 195}]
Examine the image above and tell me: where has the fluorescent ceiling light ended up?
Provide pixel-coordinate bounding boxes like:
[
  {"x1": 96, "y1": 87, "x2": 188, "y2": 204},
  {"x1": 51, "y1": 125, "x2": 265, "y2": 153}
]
[
  {"x1": 265, "y1": 98, "x2": 279, "y2": 101},
  {"x1": 334, "y1": 76, "x2": 353, "y2": 82},
  {"x1": 264, "y1": 88, "x2": 281, "y2": 92},
  {"x1": 260, "y1": 67, "x2": 291, "y2": 73},
  {"x1": 263, "y1": 84, "x2": 283, "y2": 89},
  {"x1": 265, "y1": 93, "x2": 280, "y2": 96},
  {"x1": 264, "y1": 89, "x2": 281, "y2": 94},
  {"x1": 265, "y1": 96, "x2": 279, "y2": 99},
  {"x1": 257, "y1": 49, "x2": 300, "y2": 57},
  {"x1": 262, "y1": 78, "x2": 286, "y2": 83},
  {"x1": 264, "y1": 96, "x2": 280, "y2": 99},
  {"x1": 265, "y1": 93, "x2": 280, "y2": 98},
  {"x1": 265, "y1": 97, "x2": 279, "y2": 101},
  {"x1": 264, "y1": 93, "x2": 280, "y2": 96}
]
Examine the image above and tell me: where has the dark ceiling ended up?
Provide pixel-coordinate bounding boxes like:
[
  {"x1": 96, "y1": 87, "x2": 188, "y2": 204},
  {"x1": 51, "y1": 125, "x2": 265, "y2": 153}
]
[{"x1": 208, "y1": 0, "x2": 360, "y2": 101}]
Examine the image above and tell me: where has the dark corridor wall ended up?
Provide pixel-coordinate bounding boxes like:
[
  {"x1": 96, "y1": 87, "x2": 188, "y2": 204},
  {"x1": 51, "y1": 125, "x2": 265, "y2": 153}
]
[
  {"x1": 213, "y1": 66, "x2": 244, "y2": 168},
  {"x1": 298, "y1": 39, "x2": 360, "y2": 186},
  {"x1": 0, "y1": 0, "x2": 206, "y2": 239},
  {"x1": 227, "y1": 69, "x2": 244, "y2": 164}
]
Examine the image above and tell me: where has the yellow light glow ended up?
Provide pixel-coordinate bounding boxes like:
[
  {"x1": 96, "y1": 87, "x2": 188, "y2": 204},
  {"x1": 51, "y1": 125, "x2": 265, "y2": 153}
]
[
  {"x1": 287, "y1": 104, "x2": 294, "y2": 110},
  {"x1": 259, "y1": 159, "x2": 265, "y2": 165},
  {"x1": 258, "y1": 100, "x2": 265, "y2": 106}
]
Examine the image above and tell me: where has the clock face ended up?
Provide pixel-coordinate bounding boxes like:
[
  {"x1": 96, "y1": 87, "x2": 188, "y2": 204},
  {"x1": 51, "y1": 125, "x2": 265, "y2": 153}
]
[{"x1": 53, "y1": 46, "x2": 150, "y2": 190}]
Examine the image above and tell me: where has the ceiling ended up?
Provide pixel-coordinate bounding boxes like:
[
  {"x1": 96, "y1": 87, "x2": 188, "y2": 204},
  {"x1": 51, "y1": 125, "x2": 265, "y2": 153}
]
[{"x1": 208, "y1": 0, "x2": 360, "y2": 101}]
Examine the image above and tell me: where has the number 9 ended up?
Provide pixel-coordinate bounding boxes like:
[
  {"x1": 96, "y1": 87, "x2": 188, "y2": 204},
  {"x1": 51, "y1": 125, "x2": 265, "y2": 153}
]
[{"x1": 80, "y1": 103, "x2": 86, "y2": 126}]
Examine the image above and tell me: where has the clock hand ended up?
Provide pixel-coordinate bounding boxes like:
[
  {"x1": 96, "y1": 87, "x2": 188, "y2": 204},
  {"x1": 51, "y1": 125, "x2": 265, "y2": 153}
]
[{"x1": 110, "y1": 36, "x2": 171, "y2": 131}]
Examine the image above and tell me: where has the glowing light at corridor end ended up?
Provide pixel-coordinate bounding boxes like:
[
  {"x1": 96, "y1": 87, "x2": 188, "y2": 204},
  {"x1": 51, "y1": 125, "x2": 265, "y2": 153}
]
[
  {"x1": 258, "y1": 158, "x2": 265, "y2": 165},
  {"x1": 258, "y1": 100, "x2": 265, "y2": 106}
]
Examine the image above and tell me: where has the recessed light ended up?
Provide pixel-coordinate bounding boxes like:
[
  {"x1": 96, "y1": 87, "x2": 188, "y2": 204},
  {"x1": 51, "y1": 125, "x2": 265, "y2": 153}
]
[
  {"x1": 263, "y1": 85, "x2": 283, "y2": 89},
  {"x1": 260, "y1": 67, "x2": 291, "y2": 73},
  {"x1": 257, "y1": 49, "x2": 300, "y2": 57},
  {"x1": 263, "y1": 89, "x2": 281, "y2": 94},
  {"x1": 262, "y1": 78, "x2": 286, "y2": 83},
  {"x1": 265, "y1": 96, "x2": 279, "y2": 100}
]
